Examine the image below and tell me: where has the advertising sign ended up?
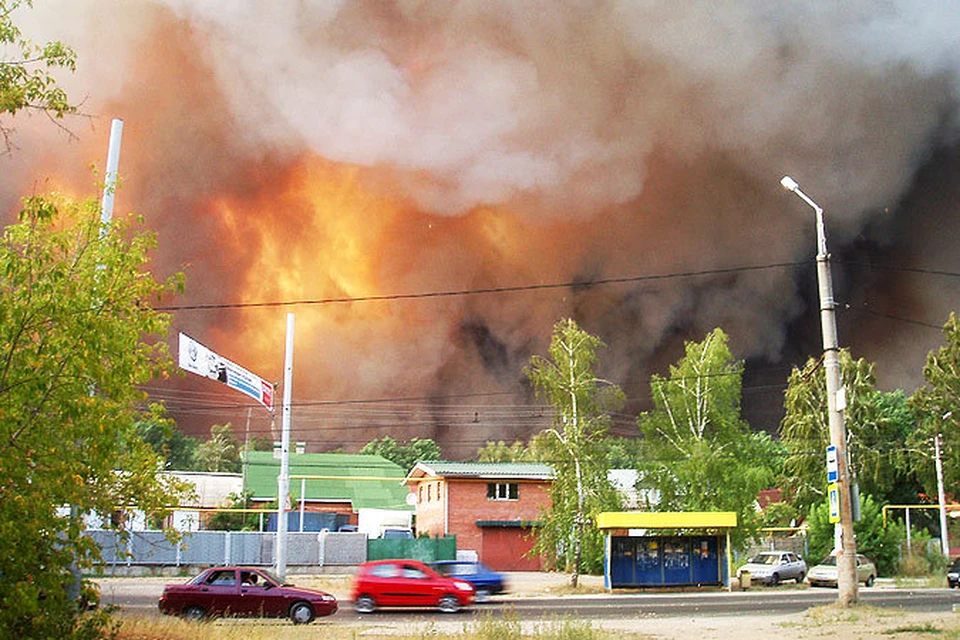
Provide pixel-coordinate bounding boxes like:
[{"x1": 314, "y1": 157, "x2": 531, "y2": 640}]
[
  {"x1": 178, "y1": 333, "x2": 274, "y2": 410},
  {"x1": 827, "y1": 482, "x2": 840, "y2": 523}
]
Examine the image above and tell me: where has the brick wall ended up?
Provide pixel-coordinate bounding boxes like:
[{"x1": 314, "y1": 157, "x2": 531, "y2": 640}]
[{"x1": 444, "y1": 479, "x2": 551, "y2": 554}]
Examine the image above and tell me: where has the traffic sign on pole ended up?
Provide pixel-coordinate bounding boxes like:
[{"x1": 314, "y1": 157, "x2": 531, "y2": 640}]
[{"x1": 826, "y1": 445, "x2": 839, "y2": 483}]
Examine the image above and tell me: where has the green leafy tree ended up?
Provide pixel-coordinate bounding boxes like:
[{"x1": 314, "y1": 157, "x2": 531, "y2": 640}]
[
  {"x1": 206, "y1": 491, "x2": 262, "y2": 532},
  {"x1": 476, "y1": 440, "x2": 533, "y2": 462},
  {"x1": 136, "y1": 418, "x2": 198, "y2": 470},
  {"x1": 636, "y1": 328, "x2": 774, "y2": 547},
  {"x1": 359, "y1": 436, "x2": 441, "y2": 473},
  {"x1": 1, "y1": 0, "x2": 77, "y2": 150},
  {"x1": 194, "y1": 423, "x2": 241, "y2": 473},
  {"x1": 806, "y1": 494, "x2": 904, "y2": 576},
  {"x1": 525, "y1": 318, "x2": 625, "y2": 586},
  {"x1": 781, "y1": 351, "x2": 920, "y2": 516},
  {"x1": 909, "y1": 313, "x2": 960, "y2": 501},
  {"x1": 0, "y1": 193, "x2": 186, "y2": 637},
  {"x1": 475, "y1": 434, "x2": 555, "y2": 463}
]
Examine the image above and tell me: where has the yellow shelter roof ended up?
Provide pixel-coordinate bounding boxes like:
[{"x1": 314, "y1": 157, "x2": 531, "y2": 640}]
[{"x1": 596, "y1": 511, "x2": 737, "y2": 530}]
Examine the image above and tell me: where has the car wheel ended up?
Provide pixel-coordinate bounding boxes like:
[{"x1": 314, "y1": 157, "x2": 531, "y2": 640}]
[
  {"x1": 864, "y1": 575, "x2": 875, "y2": 587},
  {"x1": 796, "y1": 572, "x2": 805, "y2": 584},
  {"x1": 182, "y1": 605, "x2": 206, "y2": 622},
  {"x1": 438, "y1": 594, "x2": 460, "y2": 613},
  {"x1": 289, "y1": 601, "x2": 315, "y2": 624},
  {"x1": 475, "y1": 588, "x2": 491, "y2": 603},
  {"x1": 355, "y1": 594, "x2": 377, "y2": 614},
  {"x1": 769, "y1": 573, "x2": 780, "y2": 586}
]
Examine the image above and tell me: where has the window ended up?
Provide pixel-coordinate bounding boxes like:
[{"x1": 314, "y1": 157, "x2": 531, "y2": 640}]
[{"x1": 487, "y1": 482, "x2": 519, "y2": 500}]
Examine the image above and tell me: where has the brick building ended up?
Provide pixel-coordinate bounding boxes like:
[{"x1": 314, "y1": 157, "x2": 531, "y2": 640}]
[{"x1": 405, "y1": 461, "x2": 553, "y2": 571}]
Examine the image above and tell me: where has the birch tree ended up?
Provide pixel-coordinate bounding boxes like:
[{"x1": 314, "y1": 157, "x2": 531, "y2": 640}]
[
  {"x1": 525, "y1": 318, "x2": 624, "y2": 586},
  {"x1": 637, "y1": 328, "x2": 775, "y2": 545}
]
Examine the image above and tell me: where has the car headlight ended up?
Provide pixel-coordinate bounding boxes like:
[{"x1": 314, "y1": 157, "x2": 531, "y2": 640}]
[{"x1": 455, "y1": 581, "x2": 474, "y2": 592}]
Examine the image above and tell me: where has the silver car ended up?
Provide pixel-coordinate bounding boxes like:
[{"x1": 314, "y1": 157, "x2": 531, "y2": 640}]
[
  {"x1": 807, "y1": 554, "x2": 877, "y2": 588},
  {"x1": 737, "y1": 551, "x2": 807, "y2": 586}
]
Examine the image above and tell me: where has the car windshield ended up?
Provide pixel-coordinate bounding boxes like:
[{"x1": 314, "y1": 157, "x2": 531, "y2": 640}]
[
  {"x1": 750, "y1": 554, "x2": 780, "y2": 565},
  {"x1": 256, "y1": 569, "x2": 285, "y2": 586},
  {"x1": 818, "y1": 556, "x2": 838, "y2": 567}
]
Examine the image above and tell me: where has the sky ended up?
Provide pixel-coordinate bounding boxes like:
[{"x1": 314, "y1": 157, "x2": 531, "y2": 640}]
[{"x1": 3, "y1": 1, "x2": 959, "y2": 457}]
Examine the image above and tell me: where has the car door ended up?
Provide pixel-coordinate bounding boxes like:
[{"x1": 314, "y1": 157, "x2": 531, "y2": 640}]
[
  {"x1": 398, "y1": 562, "x2": 440, "y2": 607},
  {"x1": 783, "y1": 553, "x2": 802, "y2": 581},
  {"x1": 236, "y1": 568, "x2": 280, "y2": 616},
  {"x1": 200, "y1": 568, "x2": 241, "y2": 615}
]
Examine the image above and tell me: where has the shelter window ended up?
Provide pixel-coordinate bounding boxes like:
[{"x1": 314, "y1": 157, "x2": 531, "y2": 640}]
[{"x1": 487, "y1": 482, "x2": 519, "y2": 501}]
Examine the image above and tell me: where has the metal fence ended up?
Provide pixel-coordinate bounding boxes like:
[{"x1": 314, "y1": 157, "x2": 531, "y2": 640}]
[
  {"x1": 86, "y1": 530, "x2": 455, "y2": 569},
  {"x1": 87, "y1": 530, "x2": 367, "y2": 569}
]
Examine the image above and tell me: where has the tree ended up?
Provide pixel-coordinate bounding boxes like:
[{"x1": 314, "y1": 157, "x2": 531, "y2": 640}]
[
  {"x1": 636, "y1": 328, "x2": 775, "y2": 547},
  {"x1": 136, "y1": 418, "x2": 199, "y2": 470},
  {"x1": 0, "y1": 193, "x2": 186, "y2": 636},
  {"x1": 194, "y1": 423, "x2": 241, "y2": 473},
  {"x1": 1, "y1": 0, "x2": 77, "y2": 150},
  {"x1": 806, "y1": 494, "x2": 904, "y2": 576},
  {"x1": 525, "y1": 318, "x2": 625, "y2": 586},
  {"x1": 475, "y1": 434, "x2": 554, "y2": 463},
  {"x1": 780, "y1": 350, "x2": 920, "y2": 516},
  {"x1": 359, "y1": 436, "x2": 441, "y2": 473},
  {"x1": 909, "y1": 313, "x2": 960, "y2": 502}
]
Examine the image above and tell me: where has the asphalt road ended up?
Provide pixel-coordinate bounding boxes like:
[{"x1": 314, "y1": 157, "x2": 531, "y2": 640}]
[{"x1": 101, "y1": 577, "x2": 960, "y2": 623}]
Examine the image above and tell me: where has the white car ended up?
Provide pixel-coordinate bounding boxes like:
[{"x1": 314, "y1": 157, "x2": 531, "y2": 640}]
[
  {"x1": 737, "y1": 551, "x2": 807, "y2": 586},
  {"x1": 807, "y1": 554, "x2": 876, "y2": 588}
]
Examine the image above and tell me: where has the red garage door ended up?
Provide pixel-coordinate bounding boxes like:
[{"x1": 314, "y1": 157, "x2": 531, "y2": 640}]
[{"x1": 480, "y1": 526, "x2": 542, "y2": 571}]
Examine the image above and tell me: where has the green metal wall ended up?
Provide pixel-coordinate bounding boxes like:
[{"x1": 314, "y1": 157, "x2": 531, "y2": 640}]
[{"x1": 367, "y1": 536, "x2": 457, "y2": 563}]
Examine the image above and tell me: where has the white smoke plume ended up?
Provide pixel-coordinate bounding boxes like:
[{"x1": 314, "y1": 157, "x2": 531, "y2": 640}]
[{"x1": 3, "y1": 1, "x2": 959, "y2": 455}]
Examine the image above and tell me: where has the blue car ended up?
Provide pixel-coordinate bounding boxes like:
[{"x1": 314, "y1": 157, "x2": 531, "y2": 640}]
[{"x1": 430, "y1": 561, "x2": 507, "y2": 602}]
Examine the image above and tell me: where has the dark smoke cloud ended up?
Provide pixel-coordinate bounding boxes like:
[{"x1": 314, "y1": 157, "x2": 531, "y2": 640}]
[{"x1": 3, "y1": 1, "x2": 959, "y2": 456}]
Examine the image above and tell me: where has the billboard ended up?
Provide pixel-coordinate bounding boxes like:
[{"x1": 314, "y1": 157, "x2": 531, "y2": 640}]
[{"x1": 178, "y1": 333, "x2": 274, "y2": 410}]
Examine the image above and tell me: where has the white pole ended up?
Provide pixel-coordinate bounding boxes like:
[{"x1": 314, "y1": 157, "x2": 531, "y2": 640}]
[
  {"x1": 275, "y1": 313, "x2": 294, "y2": 580},
  {"x1": 100, "y1": 119, "x2": 123, "y2": 232},
  {"x1": 936, "y1": 431, "x2": 950, "y2": 557},
  {"x1": 299, "y1": 477, "x2": 306, "y2": 533}
]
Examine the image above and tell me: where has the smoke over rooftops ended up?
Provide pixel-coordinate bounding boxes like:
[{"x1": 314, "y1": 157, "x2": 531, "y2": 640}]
[{"x1": 4, "y1": 1, "x2": 959, "y2": 455}]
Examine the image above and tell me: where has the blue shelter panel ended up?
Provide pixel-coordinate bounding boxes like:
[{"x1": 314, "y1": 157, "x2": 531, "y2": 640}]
[
  {"x1": 691, "y1": 536, "x2": 720, "y2": 585},
  {"x1": 661, "y1": 537, "x2": 692, "y2": 584}
]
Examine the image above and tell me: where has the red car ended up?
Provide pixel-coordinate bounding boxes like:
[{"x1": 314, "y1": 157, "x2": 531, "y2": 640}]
[
  {"x1": 158, "y1": 566, "x2": 337, "y2": 624},
  {"x1": 351, "y1": 559, "x2": 475, "y2": 613}
]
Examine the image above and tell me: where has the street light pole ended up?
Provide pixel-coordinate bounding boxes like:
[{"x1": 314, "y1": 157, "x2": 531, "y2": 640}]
[
  {"x1": 780, "y1": 176, "x2": 859, "y2": 605},
  {"x1": 936, "y1": 412, "x2": 951, "y2": 557}
]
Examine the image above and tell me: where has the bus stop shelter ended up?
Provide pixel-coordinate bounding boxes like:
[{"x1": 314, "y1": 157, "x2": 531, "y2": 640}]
[{"x1": 596, "y1": 511, "x2": 737, "y2": 589}]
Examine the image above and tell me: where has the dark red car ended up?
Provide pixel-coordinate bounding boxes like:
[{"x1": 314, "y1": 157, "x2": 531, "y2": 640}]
[
  {"x1": 351, "y1": 559, "x2": 475, "y2": 613},
  {"x1": 158, "y1": 566, "x2": 337, "y2": 624}
]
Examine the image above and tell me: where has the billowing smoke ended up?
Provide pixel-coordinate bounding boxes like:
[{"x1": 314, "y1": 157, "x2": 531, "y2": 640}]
[{"x1": 3, "y1": 1, "x2": 959, "y2": 457}]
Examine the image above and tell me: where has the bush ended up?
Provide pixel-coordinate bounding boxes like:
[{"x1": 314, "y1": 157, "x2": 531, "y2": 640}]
[{"x1": 806, "y1": 494, "x2": 903, "y2": 575}]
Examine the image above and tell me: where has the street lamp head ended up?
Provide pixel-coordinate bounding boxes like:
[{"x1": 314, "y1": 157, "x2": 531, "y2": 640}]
[{"x1": 780, "y1": 175, "x2": 799, "y2": 192}]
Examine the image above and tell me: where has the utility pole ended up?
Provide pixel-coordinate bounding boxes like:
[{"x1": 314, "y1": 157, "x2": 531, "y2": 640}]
[
  {"x1": 781, "y1": 176, "x2": 859, "y2": 605},
  {"x1": 936, "y1": 411, "x2": 951, "y2": 557}
]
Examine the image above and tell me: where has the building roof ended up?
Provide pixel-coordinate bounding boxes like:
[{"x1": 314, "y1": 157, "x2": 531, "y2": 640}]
[
  {"x1": 405, "y1": 461, "x2": 555, "y2": 483},
  {"x1": 162, "y1": 471, "x2": 242, "y2": 508},
  {"x1": 243, "y1": 451, "x2": 413, "y2": 511}
]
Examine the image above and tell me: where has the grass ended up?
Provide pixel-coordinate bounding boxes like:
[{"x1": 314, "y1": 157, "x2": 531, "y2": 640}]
[
  {"x1": 883, "y1": 622, "x2": 943, "y2": 635},
  {"x1": 114, "y1": 611, "x2": 638, "y2": 640}
]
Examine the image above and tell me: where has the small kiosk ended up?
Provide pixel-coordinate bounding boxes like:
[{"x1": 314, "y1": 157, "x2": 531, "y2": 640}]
[{"x1": 596, "y1": 511, "x2": 737, "y2": 589}]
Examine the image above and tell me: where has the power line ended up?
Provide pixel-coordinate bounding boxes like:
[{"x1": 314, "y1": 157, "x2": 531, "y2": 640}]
[{"x1": 154, "y1": 262, "x2": 806, "y2": 312}]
